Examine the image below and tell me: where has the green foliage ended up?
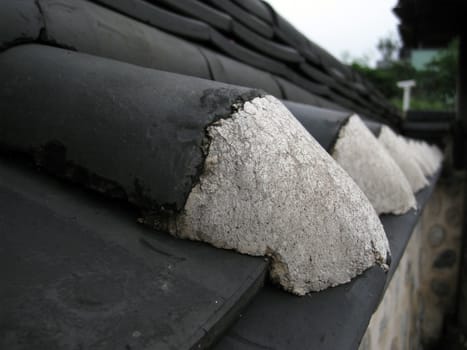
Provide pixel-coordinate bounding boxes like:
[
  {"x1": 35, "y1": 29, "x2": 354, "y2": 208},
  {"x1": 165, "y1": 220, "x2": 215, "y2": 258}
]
[
  {"x1": 376, "y1": 35, "x2": 400, "y2": 64},
  {"x1": 350, "y1": 39, "x2": 458, "y2": 111},
  {"x1": 390, "y1": 97, "x2": 448, "y2": 111},
  {"x1": 421, "y1": 39, "x2": 458, "y2": 102},
  {"x1": 351, "y1": 60, "x2": 416, "y2": 98}
]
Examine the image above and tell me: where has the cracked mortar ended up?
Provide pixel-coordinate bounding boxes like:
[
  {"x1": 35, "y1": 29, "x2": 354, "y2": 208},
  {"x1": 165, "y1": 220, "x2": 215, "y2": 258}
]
[
  {"x1": 406, "y1": 140, "x2": 442, "y2": 176},
  {"x1": 332, "y1": 115, "x2": 416, "y2": 215},
  {"x1": 378, "y1": 126, "x2": 428, "y2": 193},
  {"x1": 164, "y1": 95, "x2": 390, "y2": 295}
]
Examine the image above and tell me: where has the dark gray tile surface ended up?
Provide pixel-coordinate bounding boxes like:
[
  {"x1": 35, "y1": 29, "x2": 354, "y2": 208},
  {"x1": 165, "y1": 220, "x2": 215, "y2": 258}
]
[{"x1": 0, "y1": 159, "x2": 267, "y2": 350}]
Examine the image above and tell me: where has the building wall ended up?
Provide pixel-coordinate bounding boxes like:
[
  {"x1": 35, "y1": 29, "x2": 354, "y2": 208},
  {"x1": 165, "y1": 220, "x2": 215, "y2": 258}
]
[
  {"x1": 359, "y1": 179, "x2": 463, "y2": 349},
  {"x1": 410, "y1": 49, "x2": 441, "y2": 71}
]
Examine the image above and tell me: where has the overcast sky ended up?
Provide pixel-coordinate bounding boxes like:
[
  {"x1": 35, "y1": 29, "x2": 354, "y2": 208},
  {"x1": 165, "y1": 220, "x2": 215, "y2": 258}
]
[{"x1": 266, "y1": 0, "x2": 400, "y2": 66}]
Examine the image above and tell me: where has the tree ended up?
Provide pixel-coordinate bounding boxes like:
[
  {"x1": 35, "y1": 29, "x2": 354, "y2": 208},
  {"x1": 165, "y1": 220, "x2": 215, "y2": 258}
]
[
  {"x1": 376, "y1": 36, "x2": 400, "y2": 67},
  {"x1": 420, "y1": 39, "x2": 458, "y2": 104},
  {"x1": 351, "y1": 59, "x2": 415, "y2": 99},
  {"x1": 349, "y1": 36, "x2": 458, "y2": 111}
]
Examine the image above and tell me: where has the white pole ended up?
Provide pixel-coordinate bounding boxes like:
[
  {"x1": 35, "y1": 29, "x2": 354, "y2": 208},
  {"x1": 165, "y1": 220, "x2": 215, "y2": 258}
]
[{"x1": 397, "y1": 80, "x2": 416, "y2": 114}]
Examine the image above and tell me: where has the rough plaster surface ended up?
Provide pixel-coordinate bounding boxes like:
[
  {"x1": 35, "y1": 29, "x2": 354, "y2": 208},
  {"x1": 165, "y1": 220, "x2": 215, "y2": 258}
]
[
  {"x1": 431, "y1": 145, "x2": 443, "y2": 167},
  {"x1": 378, "y1": 126, "x2": 428, "y2": 193},
  {"x1": 408, "y1": 141, "x2": 432, "y2": 176},
  {"x1": 167, "y1": 96, "x2": 390, "y2": 295},
  {"x1": 406, "y1": 140, "x2": 443, "y2": 176},
  {"x1": 332, "y1": 115, "x2": 416, "y2": 215}
]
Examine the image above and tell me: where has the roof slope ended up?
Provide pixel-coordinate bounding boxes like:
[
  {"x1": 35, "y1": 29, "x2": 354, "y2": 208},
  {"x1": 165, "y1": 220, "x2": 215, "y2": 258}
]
[
  {"x1": 0, "y1": 1, "x2": 444, "y2": 349},
  {"x1": 1, "y1": 0, "x2": 400, "y2": 124}
]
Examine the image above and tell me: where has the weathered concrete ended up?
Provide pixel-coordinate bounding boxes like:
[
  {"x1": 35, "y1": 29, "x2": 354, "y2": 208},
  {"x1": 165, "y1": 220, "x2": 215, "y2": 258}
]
[
  {"x1": 407, "y1": 140, "x2": 443, "y2": 176},
  {"x1": 332, "y1": 115, "x2": 416, "y2": 215},
  {"x1": 426, "y1": 143, "x2": 443, "y2": 173},
  {"x1": 428, "y1": 143, "x2": 443, "y2": 173},
  {"x1": 169, "y1": 96, "x2": 390, "y2": 295},
  {"x1": 408, "y1": 140, "x2": 433, "y2": 176},
  {"x1": 378, "y1": 126, "x2": 428, "y2": 193}
]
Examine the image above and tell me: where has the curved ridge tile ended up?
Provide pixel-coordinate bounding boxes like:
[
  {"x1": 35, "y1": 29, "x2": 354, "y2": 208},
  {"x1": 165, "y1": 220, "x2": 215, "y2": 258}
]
[
  {"x1": 332, "y1": 115, "x2": 417, "y2": 215},
  {"x1": 0, "y1": 44, "x2": 260, "y2": 211},
  {"x1": 269, "y1": 10, "x2": 397, "y2": 120},
  {"x1": 287, "y1": 70, "x2": 330, "y2": 97},
  {"x1": 273, "y1": 14, "x2": 321, "y2": 66},
  {"x1": 209, "y1": 28, "x2": 288, "y2": 76},
  {"x1": 282, "y1": 100, "x2": 352, "y2": 151},
  {"x1": 39, "y1": 0, "x2": 211, "y2": 79},
  {"x1": 92, "y1": 0, "x2": 211, "y2": 41},
  {"x1": 300, "y1": 62, "x2": 336, "y2": 87},
  {"x1": 37, "y1": 0, "x2": 350, "y2": 114},
  {"x1": 169, "y1": 96, "x2": 390, "y2": 295},
  {"x1": 201, "y1": 47, "x2": 283, "y2": 97},
  {"x1": 152, "y1": 0, "x2": 233, "y2": 31},
  {"x1": 231, "y1": 0, "x2": 273, "y2": 24},
  {"x1": 363, "y1": 118, "x2": 383, "y2": 136},
  {"x1": 275, "y1": 78, "x2": 347, "y2": 111},
  {"x1": 330, "y1": 77, "x2": 365, "y2": 103},
  {"x1": 0, "y1": 0, "x2": 43, "y2": 50},
  {"x1": 204, "y1": 0, "x2": 274, "y2": 38},
  {"x1": 1, "y1": 44, "x2": 390, "y2": 296},
  {"x1": 231, "y1": 21, "x2": 303, "y2": 63},
  {"x1": 35, "y1": 0, "x2": 392, "y2": 120}
]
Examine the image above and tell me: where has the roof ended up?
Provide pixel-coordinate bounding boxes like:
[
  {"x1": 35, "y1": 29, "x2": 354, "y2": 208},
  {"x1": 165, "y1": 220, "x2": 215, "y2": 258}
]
[
  {"x1": 0, "y1": 1, "x2": 444, "y2": 349},
  {"x1": 0, "y1": 154, "x2": 439, "y2": 349},
  {"x1": 1, "y1": 0, "x2": 401, "y2": 124}
]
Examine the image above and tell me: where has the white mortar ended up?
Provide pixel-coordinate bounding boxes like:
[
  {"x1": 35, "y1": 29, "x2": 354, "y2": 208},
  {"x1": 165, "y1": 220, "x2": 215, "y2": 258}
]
[
  {"x1": 407, "y1": 140, "x2": 432, "y2": 176},
  {"x1": 378, "y1": 126, "x2": 428, "y2": 193},
  {"x1": 406, "y1": 139, "x2": 442, "y2": 176},
  {"x1": 169, "y1": 96, "x2": 390, "y2": 295},
  {"x1": 332, "y1": 115, "x2": 416, "y2": 215},
  {"x1": 431, "y1": 145, "x2": 443, "y2": 169},
  {"x1": 423, "y1": 143, "x2": 443, "y2": 173}
]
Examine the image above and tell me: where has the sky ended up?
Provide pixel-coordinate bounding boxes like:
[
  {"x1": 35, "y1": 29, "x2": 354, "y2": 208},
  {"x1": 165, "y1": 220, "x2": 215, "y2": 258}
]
[{"x1": 266, "y1": 0, "x2": 400, "y2": 66}]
